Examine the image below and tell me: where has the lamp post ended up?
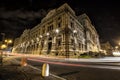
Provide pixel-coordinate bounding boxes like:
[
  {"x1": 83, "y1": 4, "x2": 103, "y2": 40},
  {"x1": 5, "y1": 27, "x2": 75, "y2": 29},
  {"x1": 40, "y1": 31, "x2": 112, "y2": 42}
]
[{"x1": 5, "y1": 39, "x2": 12, "y2": 47}]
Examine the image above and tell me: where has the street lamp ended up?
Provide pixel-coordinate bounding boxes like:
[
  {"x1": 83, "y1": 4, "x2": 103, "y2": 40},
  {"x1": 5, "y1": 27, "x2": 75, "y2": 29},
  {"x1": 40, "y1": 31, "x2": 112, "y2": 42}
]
[
  {"x1": 4, "y1": 39, "x2": 13, "y2": 52},
  {"x1": 4, "y1": 39, "x2": 12, "y2": 47},
  {"x1": 1, "y1": 44, "x2": 7, "y2": 49},
  {"x1": 5, "y1": 39, "x2": 12, "y2": 44}
]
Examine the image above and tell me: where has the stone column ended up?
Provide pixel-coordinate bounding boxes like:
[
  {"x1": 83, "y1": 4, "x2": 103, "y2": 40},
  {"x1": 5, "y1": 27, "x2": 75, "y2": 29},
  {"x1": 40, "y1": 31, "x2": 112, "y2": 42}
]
[{"x1": 50, "y1": 36, "x2": 56, "y2": 56}]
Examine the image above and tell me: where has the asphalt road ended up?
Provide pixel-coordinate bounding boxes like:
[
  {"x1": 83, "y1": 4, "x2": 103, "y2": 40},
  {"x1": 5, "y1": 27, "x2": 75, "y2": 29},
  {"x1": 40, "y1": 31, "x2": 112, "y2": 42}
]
[{"x1": 23, "y1": 57, "x2": 120, "y2": 80}]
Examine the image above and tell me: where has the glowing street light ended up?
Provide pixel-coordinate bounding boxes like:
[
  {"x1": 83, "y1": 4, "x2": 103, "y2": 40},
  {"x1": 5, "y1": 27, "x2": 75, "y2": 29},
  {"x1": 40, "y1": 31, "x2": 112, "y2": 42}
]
[
  {"x1": 3, "y1": 39, "x2": 13, "y2": 51},
  {"x1": 1, "y1": 44, "x2": 7, "y2": 49},
  {"x1": 5, "y1": 39, "x2": 12, "y2": 44}
]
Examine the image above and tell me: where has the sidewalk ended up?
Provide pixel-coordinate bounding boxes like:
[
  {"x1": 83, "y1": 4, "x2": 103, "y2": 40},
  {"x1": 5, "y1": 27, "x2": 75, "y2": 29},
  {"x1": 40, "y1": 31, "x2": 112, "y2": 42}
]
[{"x1": 0, "y1": 56, "x2": 63, "y2": 80}]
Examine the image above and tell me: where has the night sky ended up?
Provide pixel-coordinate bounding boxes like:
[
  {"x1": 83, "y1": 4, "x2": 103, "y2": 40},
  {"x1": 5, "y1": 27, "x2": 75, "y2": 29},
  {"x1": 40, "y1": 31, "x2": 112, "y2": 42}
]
[{"x1": 0, "y1": 0, "x2": 120, "y2": 46}]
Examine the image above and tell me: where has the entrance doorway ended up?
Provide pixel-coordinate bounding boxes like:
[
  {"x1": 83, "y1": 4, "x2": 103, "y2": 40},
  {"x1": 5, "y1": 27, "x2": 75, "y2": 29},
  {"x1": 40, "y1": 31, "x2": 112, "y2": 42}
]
[{"x1": 47, "y1": 37, "x2": 52, "y2": 54}]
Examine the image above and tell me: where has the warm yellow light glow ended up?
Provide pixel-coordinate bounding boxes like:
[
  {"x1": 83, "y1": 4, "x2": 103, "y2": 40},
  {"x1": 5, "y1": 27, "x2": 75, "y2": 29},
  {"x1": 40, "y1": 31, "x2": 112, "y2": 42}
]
[
  {"x1": 1, "y1": 44, "x2": 7, "y2": 49},
  {"x1": 115, "y1": 46, "x2": 118, "y2": 49},
  {"x1": 5, "y1": 40, "x2": 7, "y2": 42},
  {"x1": 8, "y1": 40, "x2": 12, "y2": 43},
  {"x1": 5, "y1": 39, "x2": 12, "y2": 44},
  {"x1": 55, "y1": 29, "x2": 59, "y2": 33},
  {"x1": 119, "y1": 43, "x2": 120, "y2": 45},
  {"x1": 40, "y1": 35, "x2": 43, "y2": 38},
  {"x1": 113, "y1": 52, "x2": 120, "y2": 56},
  {"x1": 46, "y1": 33, "x2": 49, "y2": 36},
  {"x1": 73, "y1": 30, "x2": 77, "y2": 33}
]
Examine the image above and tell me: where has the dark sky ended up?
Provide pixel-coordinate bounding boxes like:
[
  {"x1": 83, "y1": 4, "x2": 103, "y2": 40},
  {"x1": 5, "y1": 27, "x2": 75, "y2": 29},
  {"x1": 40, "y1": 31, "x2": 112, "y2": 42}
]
[{"x1": 0, "y1": 0, "x2": 120, "y2": 46}]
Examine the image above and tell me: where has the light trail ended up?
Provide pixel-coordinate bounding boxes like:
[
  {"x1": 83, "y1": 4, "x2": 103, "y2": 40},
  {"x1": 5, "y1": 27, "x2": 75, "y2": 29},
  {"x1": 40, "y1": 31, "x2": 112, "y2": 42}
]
[
  {"x1": 28, "y1": 58, "x2": 120, "y2": 70},
  {"x1": 28, "y1": 58, "x2": 86, "y2": 67},
  {"x1": 10, "y1": 53, "x2": 120, "y2": 70}
]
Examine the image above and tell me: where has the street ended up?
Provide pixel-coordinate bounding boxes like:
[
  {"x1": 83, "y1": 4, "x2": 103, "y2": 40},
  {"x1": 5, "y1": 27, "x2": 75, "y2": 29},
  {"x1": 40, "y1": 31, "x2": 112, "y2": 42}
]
[
  {"x1": 20, "y1": 56, "x2": 120, "y2": 80},
  {"x1": 1, "y1": 54, "x2": 120, "y2": 80}
]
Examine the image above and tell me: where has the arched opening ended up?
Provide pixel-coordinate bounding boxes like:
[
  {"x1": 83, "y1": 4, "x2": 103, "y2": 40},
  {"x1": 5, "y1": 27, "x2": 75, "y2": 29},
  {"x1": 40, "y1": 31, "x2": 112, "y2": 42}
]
[{"x1": 47, "y1": 37, "x2": 52, "y2": 54}]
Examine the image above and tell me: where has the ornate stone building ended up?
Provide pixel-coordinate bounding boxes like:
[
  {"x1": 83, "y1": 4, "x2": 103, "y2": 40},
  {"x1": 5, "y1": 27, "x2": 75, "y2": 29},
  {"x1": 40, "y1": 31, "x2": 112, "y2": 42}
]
[
  {"x1": 12, "y1": 3, "x2": 100, "y2": 57},
  {"x1": 101, "y1": 41, "x2": 113, "y2": 56}
]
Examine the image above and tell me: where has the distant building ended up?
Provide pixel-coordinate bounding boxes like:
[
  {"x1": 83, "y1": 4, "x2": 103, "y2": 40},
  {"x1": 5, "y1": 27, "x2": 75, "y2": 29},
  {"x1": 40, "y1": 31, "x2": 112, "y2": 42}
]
[
  {"x1": 101, "y1": 41, "x2": 113, "y2": 56},
  {"x1": 12, "y1": 3, "x2": 101, "y2": 57},
  {"x1": 0, "y1": 41, "x2": 2, "y2": 49}
]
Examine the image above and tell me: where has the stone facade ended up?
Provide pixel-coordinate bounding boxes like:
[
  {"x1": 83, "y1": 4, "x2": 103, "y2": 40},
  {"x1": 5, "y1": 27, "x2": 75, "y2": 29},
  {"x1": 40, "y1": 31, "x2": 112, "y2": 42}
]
[
  {"x1": 101, "y1": 41, "x2": 113, "y2": 56},
  {"x1": 12, "y1": 3, "x2": 101, "y2": 57}
]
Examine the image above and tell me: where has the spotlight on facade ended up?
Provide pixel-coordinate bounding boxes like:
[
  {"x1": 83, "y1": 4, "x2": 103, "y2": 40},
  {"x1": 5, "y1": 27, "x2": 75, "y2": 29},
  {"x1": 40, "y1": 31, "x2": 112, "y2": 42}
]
[
  {"x1": 115, "y1": 46, "x2": 118, "y2": 49},
  {"x1": 46, "y1": 33, "x2": 49, "y2": 36},
  {"x1": 36, "y1": 37, "x2": 39, "y2": 41},
  {"x1": 119, "y1": 42, "x2": 120, "y2": 45},
  {"x1": 40, "y1": 35, "x2": 43, "y2": 38},
  {"x1": 73, "y1": 30, "x2": 77, "y2": 33},
  {"x1": 55, "y1": 29, "x2": 59, "y2": 33}
]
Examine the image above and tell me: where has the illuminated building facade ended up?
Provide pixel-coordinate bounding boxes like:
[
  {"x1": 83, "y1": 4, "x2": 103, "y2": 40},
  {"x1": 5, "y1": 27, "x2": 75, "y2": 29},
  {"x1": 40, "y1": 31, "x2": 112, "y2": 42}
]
[
  {"x1": 101, "y1": 41, "x2": 113, "y2": 56},
  {"x1": 12, "y1": 3, "x2": 100, "y2": 57}
]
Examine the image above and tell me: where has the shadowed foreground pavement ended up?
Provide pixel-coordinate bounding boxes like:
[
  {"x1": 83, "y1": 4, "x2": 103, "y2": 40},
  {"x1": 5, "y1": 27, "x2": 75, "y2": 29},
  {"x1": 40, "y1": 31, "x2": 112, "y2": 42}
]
[{"x1": 0, "y1": 57, "x2": 61, "y2": 80}]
